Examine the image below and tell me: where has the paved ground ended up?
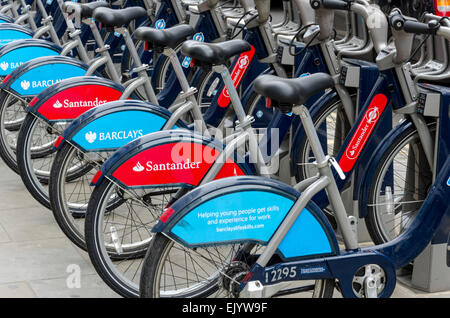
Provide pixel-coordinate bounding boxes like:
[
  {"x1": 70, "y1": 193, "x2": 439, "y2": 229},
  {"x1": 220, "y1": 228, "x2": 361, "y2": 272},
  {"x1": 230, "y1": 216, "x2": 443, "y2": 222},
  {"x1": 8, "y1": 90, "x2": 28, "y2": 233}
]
[
  {"x1": 0, "y1": 160, "x2": 119, "y2": 298},
  {"x1": 0, "y1": 159, "x2": 448, "y2": 298}
]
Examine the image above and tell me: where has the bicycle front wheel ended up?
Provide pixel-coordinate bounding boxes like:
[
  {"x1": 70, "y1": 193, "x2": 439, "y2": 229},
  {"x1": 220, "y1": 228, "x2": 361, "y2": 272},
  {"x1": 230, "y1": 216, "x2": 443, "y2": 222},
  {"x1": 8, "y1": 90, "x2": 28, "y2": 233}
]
[{"x1": 364, "y1": 124, "x2": 434, "y2": 244}]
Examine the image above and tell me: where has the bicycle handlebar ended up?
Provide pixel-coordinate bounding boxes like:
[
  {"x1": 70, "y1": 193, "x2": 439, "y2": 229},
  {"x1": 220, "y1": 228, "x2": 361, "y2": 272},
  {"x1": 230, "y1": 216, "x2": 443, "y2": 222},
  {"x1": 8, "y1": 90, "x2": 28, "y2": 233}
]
[
  {"x1": 310, "y1": 0, "x2": 350, "y2": 11},
  {"x1": 390, "y1": 13, "x2": 440, "y2": 35},
  {"x1": 254, "y1": 0, "x2": 270, "y2": 24}
]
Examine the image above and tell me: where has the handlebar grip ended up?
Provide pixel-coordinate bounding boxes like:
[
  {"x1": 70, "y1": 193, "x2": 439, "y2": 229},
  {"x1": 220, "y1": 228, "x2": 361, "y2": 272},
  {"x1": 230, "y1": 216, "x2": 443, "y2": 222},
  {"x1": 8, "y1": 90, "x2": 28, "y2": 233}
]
[
  {"x1": 389, "y1": 13, "x2": 405, "y2": 31},
  {"x1": 403, "y1": 20, "x2": 440, "y2": 35},
  {"x1": 310, "y1": 0, "x2": 350, "y2": 11},
  {"x1": 390, "y1": 12, "x2": 440, "y2": 35}
]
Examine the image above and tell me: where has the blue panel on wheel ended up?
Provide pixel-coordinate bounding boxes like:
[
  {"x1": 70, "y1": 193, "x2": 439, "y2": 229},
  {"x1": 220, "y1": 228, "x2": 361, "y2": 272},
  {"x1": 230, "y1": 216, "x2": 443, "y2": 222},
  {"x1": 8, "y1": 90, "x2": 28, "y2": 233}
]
[
  {"x1": 0, "y1": 30, "x2": 32, "y2": 46},
  {"x1": 72, "y1": 110, "x2": 174, "y2": 151},
  {"x1": 10, "y1": 63, "x2": 86, "y2": 95},
  {"x1": 0, "y1": 46, "x2": 59, "y2": 75},
  {"x1": 278, "y1": 208, "x2": 333, "y2": 258},
  {"x1": 171, "y1": 191, "x2": 295, "y2": 245}
]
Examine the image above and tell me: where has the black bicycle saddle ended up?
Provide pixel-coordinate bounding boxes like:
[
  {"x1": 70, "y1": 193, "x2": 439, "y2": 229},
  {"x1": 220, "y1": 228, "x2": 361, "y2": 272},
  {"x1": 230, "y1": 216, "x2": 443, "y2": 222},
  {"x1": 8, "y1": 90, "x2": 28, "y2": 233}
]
[
  {"x1": 92, "y1": 7, "x2": 147, "y2": 28},
  {"x1": 181, "y1": 39, "x2": 251, "y2": 65},
  {"x1": 134, "y1": 24, "x2": 195, "y2": 49},
  {"x1": 79, "y1": 1, "x2": 111, "y2": 19},
  {"x1": 254, "y1": 73, "x2": 335, "y2": 107}
]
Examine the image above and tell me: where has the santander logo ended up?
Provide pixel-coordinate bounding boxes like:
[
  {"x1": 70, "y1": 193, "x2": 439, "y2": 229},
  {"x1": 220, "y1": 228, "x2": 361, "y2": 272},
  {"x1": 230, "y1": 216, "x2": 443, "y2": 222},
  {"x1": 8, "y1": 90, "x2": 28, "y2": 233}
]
[
  {"x1": 133, "y1": 162, "x2": 145, "y2": 172},
  {"x1": 112, "y1": 142, "x2": 246, "y2": 188},
  {"x1": 37, "y1": 85, "x2": 123, "y2": 121},
  {"x1": 345, "y1": 106, "x2": 380, "y2": 160},
  {"x1": 53, "y1": 100, "x2": 63, "y2": 109},
  {"x1": 53, "y1": 98, "x2": 107, "y2": 109},
  {"x1": 339, "y1": 94, "x2": 388, "y2": 173}
]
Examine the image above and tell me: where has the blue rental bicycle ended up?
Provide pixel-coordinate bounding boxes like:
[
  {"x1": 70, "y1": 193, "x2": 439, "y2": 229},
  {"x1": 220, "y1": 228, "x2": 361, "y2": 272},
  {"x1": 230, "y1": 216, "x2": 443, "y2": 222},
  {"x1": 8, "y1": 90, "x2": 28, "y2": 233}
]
[
  {"x1": 78, "y1": 0, "x2": 398, "y2": 298},
  {"x1": 14, "y1": 0, "x2": 255, "y2": 211},
  {"x1": 138, "y1": 72, "x2": 450, "y2": 298},
  {"x1": 294, "y1": 3, "x2": 450, "y2": 246}
]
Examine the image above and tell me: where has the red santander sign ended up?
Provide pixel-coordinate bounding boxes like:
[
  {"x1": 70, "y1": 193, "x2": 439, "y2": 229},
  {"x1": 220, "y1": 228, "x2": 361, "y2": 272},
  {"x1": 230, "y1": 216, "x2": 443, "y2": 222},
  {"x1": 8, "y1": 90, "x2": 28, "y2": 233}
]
[
  {"x1": 36, "y1": 85, "x2": 122, "y2": 121},
  {"x1": 112, "y1": 142, "x2": 245, "y2": 188},
  {"x1": 339, "y1": 94, "x2": 388, "y2": 173}
]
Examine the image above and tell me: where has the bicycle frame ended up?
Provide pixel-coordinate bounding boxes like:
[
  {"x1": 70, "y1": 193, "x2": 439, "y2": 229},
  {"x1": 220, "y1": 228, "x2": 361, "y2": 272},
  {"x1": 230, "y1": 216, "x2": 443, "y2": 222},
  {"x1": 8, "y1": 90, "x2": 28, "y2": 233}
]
[
  {"x1": 152, "y1": 104, "x2": 450, "y2": 297},
  {"x1": 154, "y1": 0, "x2": 224, "y2": 107}
]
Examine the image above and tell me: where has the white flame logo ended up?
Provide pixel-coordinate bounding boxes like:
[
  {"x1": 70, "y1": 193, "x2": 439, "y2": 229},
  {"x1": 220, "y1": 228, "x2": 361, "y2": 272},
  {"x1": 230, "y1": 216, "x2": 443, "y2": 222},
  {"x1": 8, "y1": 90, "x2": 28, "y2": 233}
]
[
  {"x1": 133, "y1": 162, "x2": 145, "y2": 172},
  {"x1": 85, "y1": 131, "x2": 97, "y2": 144},
  {"x1": 20, "y1": 80, "x2": 30, "y2": 90},
  {"x1": 0, "y1": 61, "x2": 8, "y2": 71},
  {"x1": 53, "y1": 100, "x2": 63, "y2": 109}
]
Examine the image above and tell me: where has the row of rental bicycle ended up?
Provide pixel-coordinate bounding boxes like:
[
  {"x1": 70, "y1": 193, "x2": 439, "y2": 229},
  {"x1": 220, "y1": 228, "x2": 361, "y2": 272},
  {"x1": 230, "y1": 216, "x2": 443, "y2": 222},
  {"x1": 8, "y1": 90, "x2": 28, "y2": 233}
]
[{"x1": 0, "y1": 0, "x2": 447, "y2": 298}]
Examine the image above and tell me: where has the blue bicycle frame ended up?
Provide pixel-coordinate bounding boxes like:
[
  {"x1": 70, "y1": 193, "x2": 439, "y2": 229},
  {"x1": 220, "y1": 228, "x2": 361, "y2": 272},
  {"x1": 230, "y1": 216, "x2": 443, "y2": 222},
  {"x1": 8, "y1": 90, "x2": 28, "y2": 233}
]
[{"x1": 152, "y1": 146, "x2": 450, "y2": 298}]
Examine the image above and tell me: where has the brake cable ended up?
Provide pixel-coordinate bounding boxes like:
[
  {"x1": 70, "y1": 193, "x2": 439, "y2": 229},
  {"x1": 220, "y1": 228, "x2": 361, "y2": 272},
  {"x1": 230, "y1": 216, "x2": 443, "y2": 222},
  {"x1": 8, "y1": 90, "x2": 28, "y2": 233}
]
[
  {"x1": 230, "y1": 11, "x2": 259, "y2": 40},
  {"x1": 288, "y1": 23, "x2": 319, "y2": 57},
  {"x1": 406, "y1": 15, "x2": 449, "y2": 63}
]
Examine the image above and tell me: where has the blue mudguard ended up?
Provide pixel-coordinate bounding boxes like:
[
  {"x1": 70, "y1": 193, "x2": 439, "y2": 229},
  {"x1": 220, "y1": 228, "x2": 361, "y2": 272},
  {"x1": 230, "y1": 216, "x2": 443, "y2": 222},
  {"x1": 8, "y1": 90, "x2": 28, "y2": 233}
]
[
  {"x1": 0, "y1": 24, "x2": 34, "y2": 47},
  {"x1": 0, "y1": 56, "x2": 91, "y2": 97},
  {"x1": 152, "y1": 176, "x2": 340, "y2": 261},
  {"x1": 0, "y1": 14, "x2": 14, "y2": 24},
  {"x1": 91, "y1": 130, "x2": 254, "y2": 189},
  {"x1": 0, "y1": 39, "x2": 61, "y2": 77},
  {"x1": 56, "y1": 99, "x2": 186, "y2": 153}
]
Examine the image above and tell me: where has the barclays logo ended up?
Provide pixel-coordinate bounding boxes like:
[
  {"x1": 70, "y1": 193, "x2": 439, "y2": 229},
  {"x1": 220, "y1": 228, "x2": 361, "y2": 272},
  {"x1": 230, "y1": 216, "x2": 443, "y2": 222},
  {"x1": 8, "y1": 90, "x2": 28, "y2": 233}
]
[
  {"x1": 84, "y1": 129, "x2": 144, "y2": 144},
  {"x1": 20, "y1": 80, "x2": 30, "y2": 90},
  {"x1": 85, "y1": 131, "x2": 97, "y2": 144},
  {"x1": 19, "y1": 79, "x2": 63, "y2": 91},
  {"x1": 0, "y1": 61, "x2": 22, "y2": 71}
]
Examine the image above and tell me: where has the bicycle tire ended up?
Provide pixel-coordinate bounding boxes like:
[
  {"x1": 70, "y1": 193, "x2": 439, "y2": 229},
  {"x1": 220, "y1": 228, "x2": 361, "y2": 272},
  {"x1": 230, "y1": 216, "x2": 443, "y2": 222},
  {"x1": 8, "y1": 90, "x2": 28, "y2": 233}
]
[
  {"x1": 364, "y1": 124, "x2": 434, "y2": 244},
  {"x1": 49, "y1": 142, "x2": 99, "y2": 250},
  {"x1": 140, "y1": 233, "x2": 335, "y2": 298},
  {"x1": 85, "y1": 175, "x2": 182, "y2": 297},
  {"x1": 0, "y1": 92, "x2": 30, "y2": 173}
]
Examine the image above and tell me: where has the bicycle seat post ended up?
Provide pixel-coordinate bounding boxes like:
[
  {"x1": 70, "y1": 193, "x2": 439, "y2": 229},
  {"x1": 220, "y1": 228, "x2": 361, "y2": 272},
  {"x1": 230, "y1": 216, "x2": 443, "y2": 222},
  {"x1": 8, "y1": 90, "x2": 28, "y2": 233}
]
[
  {"x1": 19, "y1": 0, "x2": 38, "y2": 31},
  {"x1": 164, "y1": 46, "x2": 208, "y2": 134},
  {"x1": 122, "y1": 26, "x2": 158, "y2": 104},
  {"x1": 86, "y1": 19, "x2": 121, "y2": 83},
  {"x1": 34, "y1": 0, "x2": 61, "y2": 46},
  {"x1": 293, "y1": 104, "x2": 359, "y2": 250}
]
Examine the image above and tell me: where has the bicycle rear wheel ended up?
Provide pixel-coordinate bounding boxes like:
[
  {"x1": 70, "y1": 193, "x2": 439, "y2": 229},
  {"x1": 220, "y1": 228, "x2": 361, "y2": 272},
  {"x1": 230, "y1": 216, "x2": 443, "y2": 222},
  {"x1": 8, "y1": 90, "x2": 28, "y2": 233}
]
[
  {"x1": 50, "y1": 142, "x2": 105, "y2": 250},
  {"x1": 0, "y1": 92, "x2": 30, "y2": 173},
  {"x1": 140, "y1": 233, "x2": 335, "y2": 298},
  {"x1": 85, "y1": 176, "x2": 183, "y2": 297}
]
